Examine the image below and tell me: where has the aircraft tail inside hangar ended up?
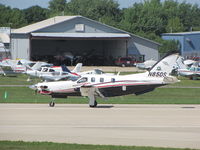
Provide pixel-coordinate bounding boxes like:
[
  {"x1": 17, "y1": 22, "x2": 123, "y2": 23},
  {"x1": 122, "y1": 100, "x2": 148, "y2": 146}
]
[{"x1": 11, "y1": 16, "x2": 160, "y2": 65}]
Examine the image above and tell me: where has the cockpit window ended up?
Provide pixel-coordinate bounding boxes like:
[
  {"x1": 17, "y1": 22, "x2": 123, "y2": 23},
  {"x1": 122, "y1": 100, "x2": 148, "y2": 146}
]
[
  {"x1": 95, "y1": 69, "x2": 104, "y2": 74},
  {"x1": 77, "y1": 77, "x2": 88, "y2": 83}
]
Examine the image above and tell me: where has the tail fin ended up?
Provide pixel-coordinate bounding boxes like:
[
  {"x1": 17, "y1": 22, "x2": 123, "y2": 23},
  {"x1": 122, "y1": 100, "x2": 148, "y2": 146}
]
[
  {"x1": 72, "y1": 63, "x2": 82, "y2": 73},
  {"x1": 61, "y1": 65, "x2": 71, "y2": 72},
  {"x1": 148, "y1": 53, "x2": 179, "y2": 77},
  {"x1": 176, "y1": 56, "x2": 187, "y2": 69},
  {"x1": 31, "y1": 62, "x2": 44, "y2": 70}
]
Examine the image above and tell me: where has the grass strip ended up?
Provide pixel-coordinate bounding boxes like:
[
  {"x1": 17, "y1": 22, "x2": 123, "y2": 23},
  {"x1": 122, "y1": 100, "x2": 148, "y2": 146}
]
[
  {"x1": 0, "y1": 141, "x2": 196, "y2": 150},
  {"x1": 0, "y1": 87, "x2": 200, "y2": 104}
]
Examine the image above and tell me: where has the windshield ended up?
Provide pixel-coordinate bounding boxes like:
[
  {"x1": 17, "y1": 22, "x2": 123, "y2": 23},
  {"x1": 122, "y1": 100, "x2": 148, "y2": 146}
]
[
  {"x1": 59, "y1": 76, "x2": 80, "y2": 81},
  {"x1": 95, "y1": 69, "x2": 105, "y2": 74}
]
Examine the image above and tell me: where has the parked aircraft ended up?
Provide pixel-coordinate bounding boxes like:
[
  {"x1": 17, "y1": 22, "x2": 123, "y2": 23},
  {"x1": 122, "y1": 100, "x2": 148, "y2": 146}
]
[
  {"x1": 184, "y1": 59, "x2": 196, "y2": 67},
  {"x1": 30, "y1": 53, "x2": 180, "y2": 107},
  {"x1": 26, "y1": 63, "x2": 82, "y2": 81},
  {"x1": 136, "y1": 59, "x2": 157, "y2": 70},
  {"x1": 0, "y1": 59, "x2": 36, "y2": 76},
  {"x1": 178, "y1": 61, "x2": 200, "y2": 80}
]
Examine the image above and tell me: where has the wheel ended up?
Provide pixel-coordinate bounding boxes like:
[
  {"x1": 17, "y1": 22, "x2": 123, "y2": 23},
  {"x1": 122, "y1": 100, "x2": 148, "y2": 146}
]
[
  {"x1": 121, "y1": 64, "x2": 125, "y2": 67},
  {"x1": 49, "y1": 101, "x2": 55, "y2": 107},
  {"x1": 89, "y1": 100, "x2": 97, "y2": 108}
]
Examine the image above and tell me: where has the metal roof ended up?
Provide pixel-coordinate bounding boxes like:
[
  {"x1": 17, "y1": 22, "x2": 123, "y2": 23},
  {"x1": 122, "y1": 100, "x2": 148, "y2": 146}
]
[
  {"x1": 12, "y1": 15, "x2": 160, "y2": 46},
  {"x1": 31, "y1": 32, "x2": 131, "y2": 39},
  {"x1": 162, "y1": 31, "x2": 200, "y2": 36},
  {"x1": 13, "y1": 16, "x2": 77, "y2": 34},
  {"x1": 0, "y1": 33, "x2": 10, "y2": 43}
]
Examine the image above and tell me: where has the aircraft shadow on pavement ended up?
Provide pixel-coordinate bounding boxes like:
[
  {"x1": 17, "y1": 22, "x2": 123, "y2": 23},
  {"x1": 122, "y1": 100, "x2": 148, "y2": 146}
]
[{"x1": 95, "y1": 105, "x2": 114, "y2": 108}]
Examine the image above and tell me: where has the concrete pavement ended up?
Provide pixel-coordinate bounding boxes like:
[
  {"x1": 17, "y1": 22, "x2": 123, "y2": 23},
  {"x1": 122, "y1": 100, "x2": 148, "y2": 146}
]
[{"x1": 0, "y1": 104, "x2": 200, "y2": 149}]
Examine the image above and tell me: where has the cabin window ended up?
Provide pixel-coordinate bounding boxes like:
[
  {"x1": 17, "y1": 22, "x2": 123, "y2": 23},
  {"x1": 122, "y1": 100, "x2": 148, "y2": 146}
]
[
  {"x1": 190, "y1": 67, "x2": 195, "y2": 71},
  {"x1": 100, "y1": 78, "x2": 104, "y2": 82},
  {"x1": 111, "y1": 78, "x2": 115, "y2": 82},
  {"x1": 43, "y1": 68, "x2": 48, "y2": 72},
  {"x1": 91, "y1": 77, "x2": 95, "y2": 82},
  {"x1": 77, "y1": 77, "x2": 88, "y2": 83},
  {"x1": 49, "y1": 69, "x2": 55, "y2": 72},
  {"x1": 62, "y1": 72, "x2": 68, "y2": 75}
]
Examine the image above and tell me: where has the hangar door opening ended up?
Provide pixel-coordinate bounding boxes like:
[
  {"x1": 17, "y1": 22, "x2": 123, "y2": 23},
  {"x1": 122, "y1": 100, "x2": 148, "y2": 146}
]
[{"x1": 30, "y1": 39, "x2": 128, "y2": 66}]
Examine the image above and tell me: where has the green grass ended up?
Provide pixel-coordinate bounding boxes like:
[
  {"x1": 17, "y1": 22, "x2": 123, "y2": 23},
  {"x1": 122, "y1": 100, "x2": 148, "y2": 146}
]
[
  {"x1": 1, "y1": 73, "x2": 200, "y2": 87},
  {"x1": 0, "y1": 72, "x2": 200, "y2": 104},
  {"x1": 0, "y1": 74, "x2": 41, "y2": 85},
  {"x1": 0, "y1": 87, "x2": 200, "y2": 104},
  {"x1": 0, "y1": 141, "x2": 196, "y2": 150}
]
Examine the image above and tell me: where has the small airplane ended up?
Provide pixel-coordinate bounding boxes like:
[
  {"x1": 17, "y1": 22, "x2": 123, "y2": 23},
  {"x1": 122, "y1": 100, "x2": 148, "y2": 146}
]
[
  {"x1": 30, "y1": 53, "x2": 180, "y2": 107},
  {"x1": 136, "y1": 59, "x2": 157, "y2": 70},
  {"x1": 178, "y1": 61, "x2": 200, "y2": 80},
  {"x1": 0, "y1": 59, "x2": 36, "y2": 76},
  {"x1": 26, "y1": 63, "x2": 82, "y2": 81},
  {"x1": 183, "y1": 59, "x2": 196, "y2": 67}
]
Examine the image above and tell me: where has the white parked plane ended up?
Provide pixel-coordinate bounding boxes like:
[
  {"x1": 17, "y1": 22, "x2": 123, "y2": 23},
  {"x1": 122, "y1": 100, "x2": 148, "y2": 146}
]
[
  {"x1": 178, "y1": 61, "x2": 200, "y2": 80},
  {"x1": 30, "y1": 53, "x2": 180, "y2": 107},
  {"x1": 0, "y1": 59, "x2": 36, "y2": 76},
  {"x1": 26, "y1": 63, "x2": 82, "y2": 81},
  {"x1": 136, "y1": 59, "x2": 157, "y2": 70}
]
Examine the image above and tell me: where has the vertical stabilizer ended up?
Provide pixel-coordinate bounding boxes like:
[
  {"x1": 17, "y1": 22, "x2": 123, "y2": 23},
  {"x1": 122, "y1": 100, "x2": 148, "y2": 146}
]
[
  {"x1": 148, "y1": 53, "x2": 179, "y2": 77},
  {"x1": 72, "y1": 63, "x2": 82, "y2": 73},
  {"x1": 61, "y1": 65, "x2": 71, "y2": 72},
  {"x1": 176, "y1": 57, "x2": 187, "y2": 69}
]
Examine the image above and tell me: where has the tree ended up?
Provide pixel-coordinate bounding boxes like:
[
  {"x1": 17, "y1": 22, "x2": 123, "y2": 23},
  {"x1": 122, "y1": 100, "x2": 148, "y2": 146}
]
[
  {"x1": 65, "y1": 0, "x2": 121, "y2": 23},
  {"x1": 0, "y1": 4, "x2": 27, "y2": 28},
  {"x1": 49, "y1": 0, "x2": 66, "y2": 13},
  {"x1": 166, "y1": 17, "x2": 184, "y2": 33},
  {"x1": 159, "y1": 40, "x2": 180, "y2": 54},
  {"x1": 23, "y1": 6, "x2": 49, "y2": 24}
]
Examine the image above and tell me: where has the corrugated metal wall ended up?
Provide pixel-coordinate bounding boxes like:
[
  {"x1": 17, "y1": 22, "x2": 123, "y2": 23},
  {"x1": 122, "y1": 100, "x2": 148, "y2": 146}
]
[
  {"x1": 128, "y1": 37, "x2": 159, "y2": 61},
  {"x1": 11, "y1": 34, "x2": 30, "y2": 59}
]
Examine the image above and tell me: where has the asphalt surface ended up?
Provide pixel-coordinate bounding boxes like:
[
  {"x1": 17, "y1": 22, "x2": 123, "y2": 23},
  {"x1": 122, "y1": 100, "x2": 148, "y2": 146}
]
[{"x1": 0, "y1": 104, "x2": 200, "y2": 149}]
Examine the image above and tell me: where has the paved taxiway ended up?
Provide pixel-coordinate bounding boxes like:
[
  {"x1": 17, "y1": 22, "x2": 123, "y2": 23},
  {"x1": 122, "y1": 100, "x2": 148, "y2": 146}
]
[{"x1": 0, "y1": 104, "x2": 200, "y2": 149}]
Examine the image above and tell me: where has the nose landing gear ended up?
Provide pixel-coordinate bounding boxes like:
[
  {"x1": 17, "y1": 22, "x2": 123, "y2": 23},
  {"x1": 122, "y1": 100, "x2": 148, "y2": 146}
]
[{"x1": 49, "y1": 98, "x2": 55, "y2": 107}]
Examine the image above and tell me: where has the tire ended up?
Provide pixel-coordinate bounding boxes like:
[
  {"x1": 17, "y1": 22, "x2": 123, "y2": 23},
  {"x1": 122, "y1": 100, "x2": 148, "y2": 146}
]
[
  {"x1": 49, "y1": 101, "x2": 55, "y2": 107},
  {"x1": 121, "y1": 64, "x2": 125, "y2": 67},
  {"x1": 89, "y1": 100, "x2": 97, "y2": 108}
]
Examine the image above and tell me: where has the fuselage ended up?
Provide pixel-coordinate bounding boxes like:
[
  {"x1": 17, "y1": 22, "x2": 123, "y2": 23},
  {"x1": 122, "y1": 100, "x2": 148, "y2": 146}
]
[{"x1": 34, "y1": 72, "x2": 168, "y2": 97}]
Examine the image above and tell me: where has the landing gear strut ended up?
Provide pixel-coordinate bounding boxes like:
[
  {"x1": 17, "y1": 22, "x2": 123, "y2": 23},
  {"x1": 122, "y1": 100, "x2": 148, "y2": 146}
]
[
  {"x1": 49, "y1": 98, "x2": 55, "y2": 107},
  {"x1": 89, "y1": 100, "x2": 97, "y2": 108}
]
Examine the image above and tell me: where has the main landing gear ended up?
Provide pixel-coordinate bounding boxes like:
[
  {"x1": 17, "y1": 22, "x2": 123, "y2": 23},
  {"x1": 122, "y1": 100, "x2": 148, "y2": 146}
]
[
  {"x1": 49, "y1": 98, "x2": 55, "y2": 107},
  {"x1": 89, "y1": 100, "x2": 97, "y2": 108}
]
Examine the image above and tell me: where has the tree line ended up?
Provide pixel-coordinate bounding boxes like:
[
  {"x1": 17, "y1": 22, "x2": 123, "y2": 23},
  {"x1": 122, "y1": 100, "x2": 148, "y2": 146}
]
[{"x1": 1, "y1": 0, "x2": 200, "y2": 53}]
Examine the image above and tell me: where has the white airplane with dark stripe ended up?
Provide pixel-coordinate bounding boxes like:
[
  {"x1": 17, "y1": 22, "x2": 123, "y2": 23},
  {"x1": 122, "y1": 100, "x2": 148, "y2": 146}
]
[{"x1": 30, "y1": 53, "x2": 180, "y2": 107}]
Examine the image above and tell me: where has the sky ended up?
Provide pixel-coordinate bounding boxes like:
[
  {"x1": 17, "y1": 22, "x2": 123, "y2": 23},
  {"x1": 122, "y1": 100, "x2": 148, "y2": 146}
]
[{"x1": 0, "y1": 0, "x2": 200, "y2": 9}]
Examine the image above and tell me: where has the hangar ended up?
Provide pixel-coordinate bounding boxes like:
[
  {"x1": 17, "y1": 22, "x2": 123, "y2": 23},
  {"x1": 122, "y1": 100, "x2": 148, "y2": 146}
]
[
  {"x1": 11, "y1": 16, "x2": 160, "y2": 65},
  {"x1": 162, "y1": 32, "x2": 200, "y2": 59}
]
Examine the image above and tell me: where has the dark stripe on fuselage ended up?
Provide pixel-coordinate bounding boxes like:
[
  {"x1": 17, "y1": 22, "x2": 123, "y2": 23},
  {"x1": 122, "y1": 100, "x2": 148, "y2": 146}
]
[{"x1": 98, "y1": 84, "x2": 165, "y2": 97}]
